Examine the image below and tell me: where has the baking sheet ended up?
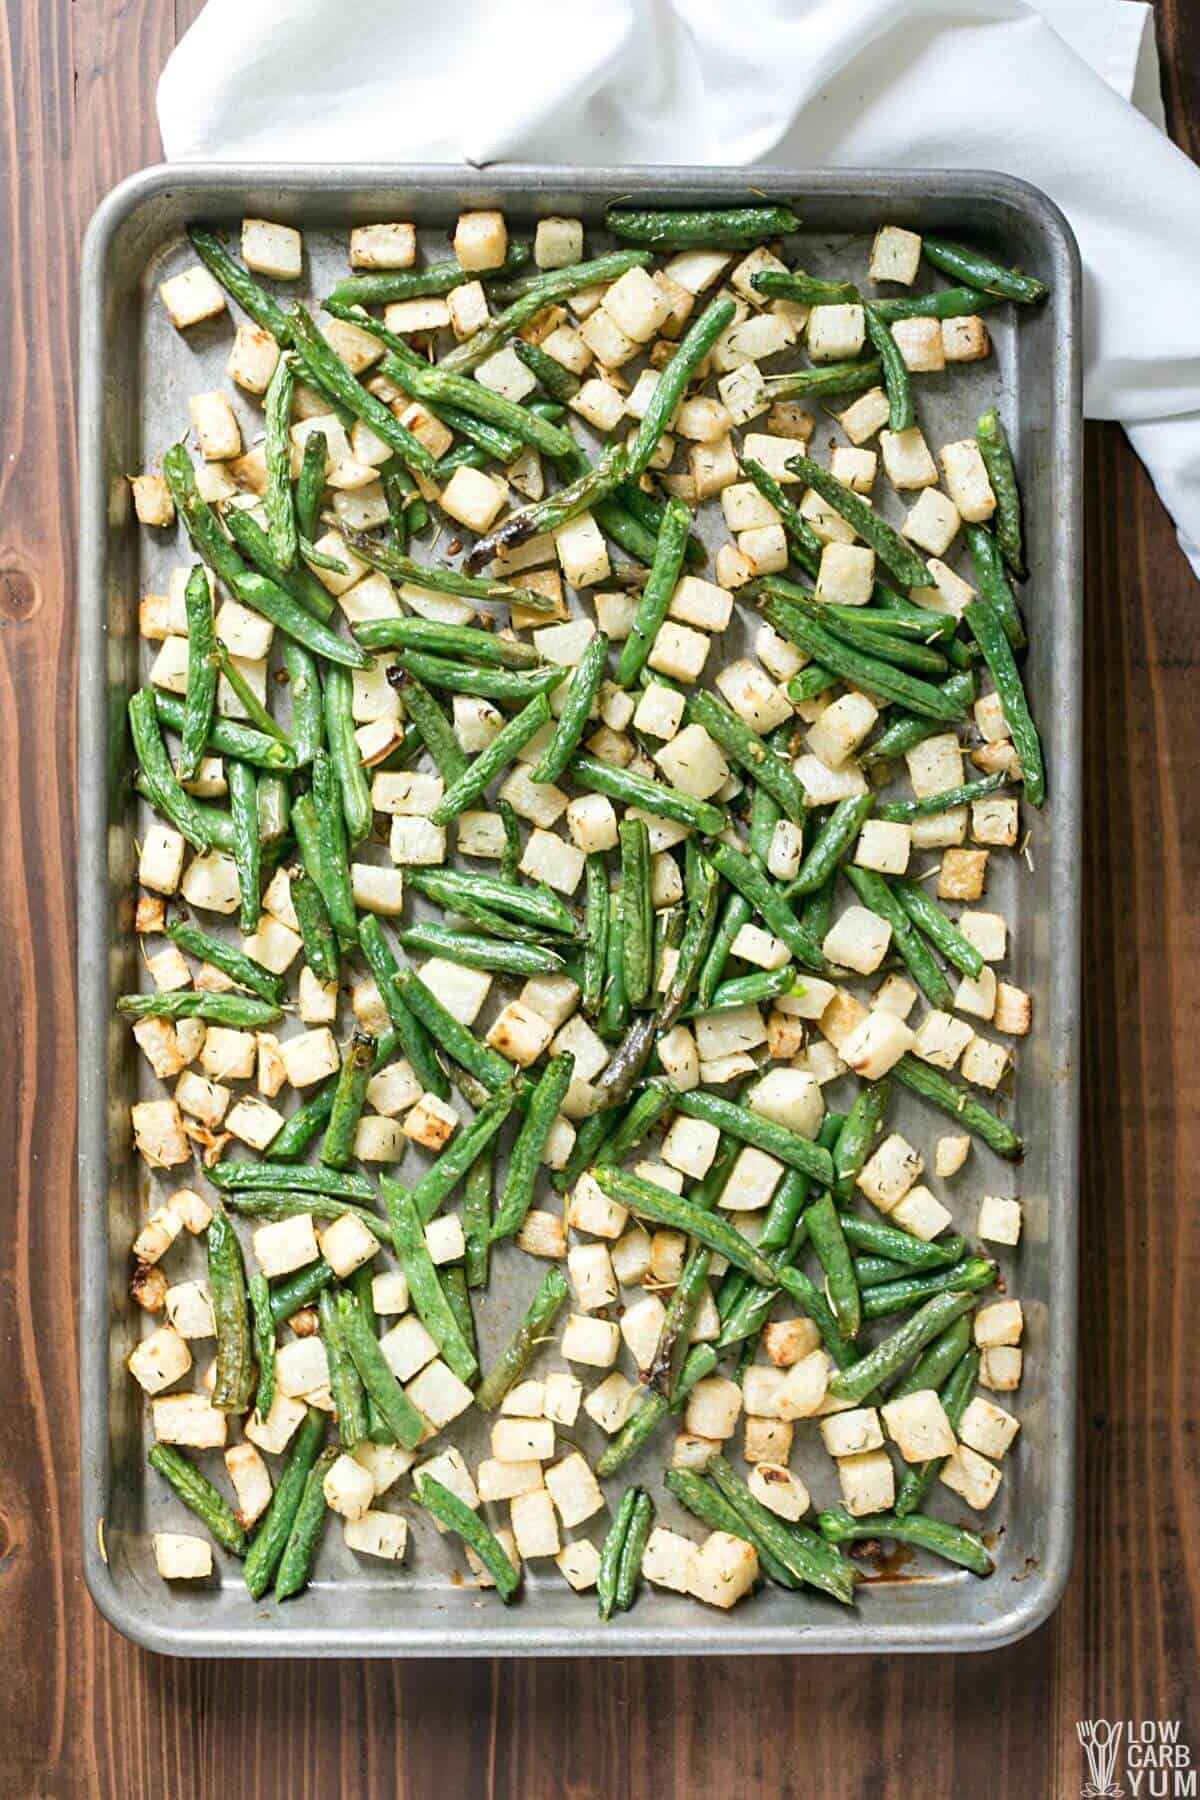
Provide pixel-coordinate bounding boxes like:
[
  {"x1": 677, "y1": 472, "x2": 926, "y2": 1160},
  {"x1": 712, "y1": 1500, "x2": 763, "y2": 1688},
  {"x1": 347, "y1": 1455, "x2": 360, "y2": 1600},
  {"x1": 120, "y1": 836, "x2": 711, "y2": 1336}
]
[{"x1": 78, "y1": 166, "x2": 1081, "y2": 1656}]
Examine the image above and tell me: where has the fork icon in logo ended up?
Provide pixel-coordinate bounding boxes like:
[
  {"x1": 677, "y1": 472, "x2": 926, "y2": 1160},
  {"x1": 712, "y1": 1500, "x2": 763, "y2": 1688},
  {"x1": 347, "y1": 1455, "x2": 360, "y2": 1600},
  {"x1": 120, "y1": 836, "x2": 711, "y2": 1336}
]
[{"x1": 1077, "y1": 1721, "x2": 1125, "y2": 1797}]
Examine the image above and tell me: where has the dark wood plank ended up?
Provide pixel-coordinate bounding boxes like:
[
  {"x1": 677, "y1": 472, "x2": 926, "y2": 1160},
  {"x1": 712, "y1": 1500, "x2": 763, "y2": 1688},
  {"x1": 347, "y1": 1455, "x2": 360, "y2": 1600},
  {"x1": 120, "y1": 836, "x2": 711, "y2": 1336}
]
[{"x1": 0, "y1": 2, "x2": 1196, "y2": 1795}]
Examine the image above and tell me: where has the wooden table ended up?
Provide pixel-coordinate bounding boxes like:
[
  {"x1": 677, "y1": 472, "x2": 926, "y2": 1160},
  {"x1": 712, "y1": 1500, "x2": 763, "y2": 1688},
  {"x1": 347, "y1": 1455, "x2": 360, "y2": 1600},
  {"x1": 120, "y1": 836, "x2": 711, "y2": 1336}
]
[{"x1": 3, "y1": 2, "x2": 1197, "y2": 1793}]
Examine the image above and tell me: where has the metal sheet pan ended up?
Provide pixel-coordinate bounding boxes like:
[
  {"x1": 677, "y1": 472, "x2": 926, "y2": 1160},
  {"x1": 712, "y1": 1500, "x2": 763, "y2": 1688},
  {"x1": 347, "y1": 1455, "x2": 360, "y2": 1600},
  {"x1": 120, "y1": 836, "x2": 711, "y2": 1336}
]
[{"x1": 78, "y1": 165, "x2": 1081, "y2": 1657}]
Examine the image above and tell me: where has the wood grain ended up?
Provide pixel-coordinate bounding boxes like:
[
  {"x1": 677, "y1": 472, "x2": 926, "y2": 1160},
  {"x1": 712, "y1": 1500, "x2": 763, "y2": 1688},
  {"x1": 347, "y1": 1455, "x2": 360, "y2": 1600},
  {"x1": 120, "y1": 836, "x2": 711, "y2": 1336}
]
[{"x1": 1, "y1": 2, "x2": 1197, "y2": 1795}]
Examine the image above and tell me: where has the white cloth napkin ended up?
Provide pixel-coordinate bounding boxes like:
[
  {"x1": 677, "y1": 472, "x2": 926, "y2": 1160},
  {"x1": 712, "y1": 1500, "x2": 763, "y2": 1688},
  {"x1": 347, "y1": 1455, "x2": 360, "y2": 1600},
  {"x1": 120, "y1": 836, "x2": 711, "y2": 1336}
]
[{"x1": 157, "y1": 0, "x2": 1200, "y2": 578}]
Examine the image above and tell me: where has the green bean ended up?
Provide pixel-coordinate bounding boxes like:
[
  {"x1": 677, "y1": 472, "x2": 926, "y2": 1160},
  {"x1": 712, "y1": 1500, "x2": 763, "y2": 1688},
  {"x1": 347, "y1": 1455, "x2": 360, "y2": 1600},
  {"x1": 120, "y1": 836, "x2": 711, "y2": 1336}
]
[
  {"x1": 223, "y1": 758, "x2": 259, "y2": 933},
  {"x1": 464, "y1": 448, "x2": 626, "y2": 572},
  {"x1": 129, "y1": 686, "x2": 229, "y2": 852},
  {"x1": 684, "y1": 963, "x2": 798, "y2": 1016},
  {"x1": 397, "y1": 924, "x2": 563, "y2": 977},
  {"x1": 785, "y1": 794, "x2": 873, "y2": 897},
  {"x1": 497, "y1": 798, "x2": 521, "y2": 885},
  {"x1": 392, "y1": 652, "x2": 566, "y2": 708},
  {"x1": 377, "y1": 351, "x2": 573, "y2": 460},
  {"x1": 829, "y1": 600, "x2": 957, "y2": 641},
  {"x1": 788, "y1": 664, "x2": 838, "y2": 702},
  {"x1": 596, "y1": 1346, "x2": 716, "y2": 1478},
  {"x1": 381, "y1": 1180, "x2": 478, "y2": 1383},
  {"x1": 354, "y1": 618, "x2": 541, "y2": 668},
  {"x1": 763, "y1": 360, "x2": 883, "y2": 401},
  {"x1": 242, "y1": 1406, "x2": 327, "y2": 1597},
  {"x1": 260, "y1": 349, "x2": 298, "y2": 571},
  {"x1": 964, "y1": 597, "x2": 1044, "y2": 805},
  {"x1": 416, "y1": 1472, "x2": 521, "y2": 1601},
  {"x1": 295, "y1": 428, "x2": 327, "y2": 544},
  {"x1": 257, "y1": 772, "x2": 289, "y2": 848},
  {"x1": 618, "y1": 818, "x2": 653, "y2": 1008},
  {"x1": 845, "y1": 1224, "x2": 970, "y2": 1291},
  {"x1": 854, "y1": 1255, "x2": 909, "y2": 1287},
  {"x1": 582, "y1": 855, "x2": 610, "y2": 1019},
  {"x1": 975, "y1": 408, "x2": 1026, "y2": 579},
  {"x1": 627, "y1": 295, "x2": 736, "y2": 475},
  {"x1": 207, "y1": 1157, "x2": 375, "y2": 1198},
  {"x1": 513, "y1": 335, "x2": 580, "y2": 402},
  {"x1": 693, "y1": 779, "x2": 776, "y2": 1008},
  {"x1": 891, "y1": 879, "x2": 986, "y2": 980},
  {"x1": 597, "y1": 1078, "x2": 676, "y2": 1169},
  {"x1": 964, "y1": 520, "x2": 1025, "y2": 649},
  {"x1": 817, "y1": 1504, "x2": 992, "y2": 1576},
  {"x1": 783, "y1": 455, "x2": 932, "y2": 587},
  {"x1": 152, "y1": 691, "x2": 295, "y2": 773},
  {"x1": 528, "y1": 632, "x2": 610, "y2": 786},
  {"x1": 345, "y1": 1265, "x2": 392, "y2": 1443},
  {"x1": 356, "y1": 913, "x2": 450, "y2": 1100},
  {"x1": 645, "y1": 1137, "x2": 736, "y2": 1389},
  {"x1": 871, "y1": 287, "x2": 1003, "y2": 324},
  {"x1": 591, "y1": 1166, "x2": 779, "y2": 1285},
  {"x1": 862, "y1": 302, "x2": 914, "y2": 432},
  {"x1": 489, "y1": 1055, "x2": 574, "y2": 1242},
  {"x1": 613, "y1": 496, "x2": 693, "y2": 685},
  {"x1": 858, "y1": 672, "x2": 978, "y2": 769},
  {"x1": 599, "y1": 890, "x2": 629, "y2": 1042},
  {"x1": 605, "y1": 204, "x2": 800, "y2": 249},
  {"x1": 887, "y1": 1314, "x2": 973, "y2": 1400},
  {"x1": 759, "y1": 1112, "x2": 843, "y2": 1253},
  {"x1": 843, "y1": 866, "x2": 953, "y2": 1009},
  {"x1": 177, "y1": 564, "x2": 218, "y2": 784},
  {"x1": 224, "y1": 1193, "x2": 391, "y2": 1250},
  {"x1": 463, "y1": 1149, "x2": 493, "y2": 1290},
  {"x1": 767, "y1": 596, "x2": 960, "y2": 721},
  {"x1": 751, "y1": 267, "x2": 858, "y2": 305},
  {"x1": 427, "y1": 402, "x2": 524, "y2": 465},
  {"x1": 877, "y1": 770, "x2": 1007, "y2": 822},
  {"x1": 287, "y1": 862, "x2": 339, "y2": 983},
  {"x1": 474, "y1": 1265, "x2": 569, "y2": 1413},
  {"x1": 404, "y1": 868, "x2": 574, "y2": 945},
  {"x1": 921, "y1": 235, "x2": 1047, "y2": 304},
  {"x1": 325, "y1": 243, "x2": 531, "y2": 309},
  {"x1": 286, "y1": 304, "x2": 435, "y2": 478},
  {"x1": 336, "y1": 1288, "x2": 426, "y2": 1448},
  {"x1": 675, "y1": 1089, "x2": 834, "y2": 1185},
  {"x1": 321, "y1": 666, "x2": 373, "y2": 845},
  {"x1": 391, "y1": 674, "x2": 468, "y2": 784},
  {"x1": 267, "y1": 1259, "x2": 335, "y2": 1325},
  {"x1": 661, "y1": 845, "x2": 721, "y2": 1026},
  {"x1": 318, "y1": 1032, "x2": 375, "y2": 1170},
  {"x1": 207, "y1": 1209, "x2": 255, "y2": 1413},
  {"x1": 273, "y1": 1445, "x2": 338, "y2": 1601},
  {"x1": 684, "y1": 687, "x2": 806, "y2": 822},
  {"x1": 862, "y1": 1256, "x2": 995, "y2": 1320},
  {"x1": 392, "y1": 966, "x2": 518, "y2": 1097},
  {"x1": 163, "y1": 446, "x2": 370, "y2": 668},
  {"x1": 317, "y1": 1286, "x2": 368, "y2": 1451},
  {"x1": 117, "y1": 990, "x2": 278, "y2": 1028},
  {"x1": 706, "y1": 1456, "x2": 858, "y2": 1605},
  {"x1": 331, "y1": 531, "x2": 542, "y2": 613},
  {"x1": 550, "y1": 1101, "x2": 623, "y2": 1194},
  {"x1": 896, "y1": 1346, "x2": 980, "y2": 1515},
  {"x1": 597, "y1": 1487, "x2": 639, "y2": 1622},
  {"x1": 210, "y1": 645, "x2": 287, "y2": 751},
  {"x1": 440, "y1": 1266, "x2": 476, "y2": 1361},
  {"x1": 147, "y1": 1442, "x2": 246, "y2": 1557},
  {"x1": 613, "y1": 1489, "x2": 655, "y2": 1614},
  {"x1": 440, "y1": 250, "x2": 654, "y2": 374},
  {"x1": 247, "y1": 1271, "x2": 277, "y2": 1418},
  {"x1": 828, "y1": 1289, "x2": 977, "y2": 1404},
  {"x1": 295, "y1": 760, "x2": 357, "y2": 946},
  {"x1": 186, "y1": 225, "x2": 291, "y2": 338},
  {"x1": 278, "y1": 641, "x2": 323, "y2": 768},
  {"x1": 431, "y1": 693, "x2": 551, "y2": 824},
  {"x1": 703, "y1": 838, "x2": 826, "y2": 971},
  {"x1": 161, "y1": 920, "x2": 282, "y2": 1005},
  {"x1": 410, "y1": 1083, "x2": 518, "y2": 1226},
  {"x1": 664, "y1": 1469, "x2": 798, "y2": 1588},
  {"x1": 818, "y1": 608, "x2": 950, "y2": 678},
  {"x1": 738, "y1": 458, "x2": 823, "y2": 577},
  {"x1": 804, "y1": 1192, "x2": 860, "y2": 1340}
]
